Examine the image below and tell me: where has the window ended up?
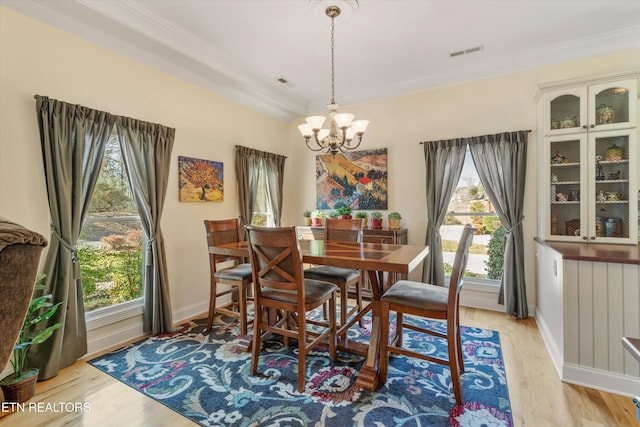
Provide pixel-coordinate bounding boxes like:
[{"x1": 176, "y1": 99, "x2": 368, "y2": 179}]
[
  {"x1": 443, "y1": 150, "x2": 505, "y2": 284},
  {"x1": 78, "y1": 131, "x2": 143, "y2": 312},
  {"x1": 250, "y1": 160, "x2": 275, "y2": 227}
]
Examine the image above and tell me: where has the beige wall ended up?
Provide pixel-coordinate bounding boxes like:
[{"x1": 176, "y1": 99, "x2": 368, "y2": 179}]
[
  {"x1": 0, "y1": 7, "x2": 290, "y2": 322},
  {"x1": 1, "y1": 6, "x2": 639, "y2": 335}
]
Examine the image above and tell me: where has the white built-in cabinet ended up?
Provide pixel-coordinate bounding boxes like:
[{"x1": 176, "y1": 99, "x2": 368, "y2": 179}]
[
  {"x1": 538, "y1": 75, "x2": 638, "y2": 244},
  {"x1": 535, "y1": 241, "x2": 640, "y2": 396}
]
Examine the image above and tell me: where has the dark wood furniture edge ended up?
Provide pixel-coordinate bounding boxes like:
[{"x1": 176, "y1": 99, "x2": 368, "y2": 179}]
[
  {"x1": 534, "y1": 237, "x2": 640, "y2": 265},
  {"x1": 622, "y1": 337, "x2": 640, "y2": 363}
]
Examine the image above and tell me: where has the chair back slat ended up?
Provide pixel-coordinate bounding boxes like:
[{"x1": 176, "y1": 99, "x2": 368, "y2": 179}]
[
  {"x1": 447, "y1": 224, "x2": 476, "y2": 305},
  {"x1": 324, "y1": 218, "x2": 363, "y2": 243},
  {"x1": 246, "y1": 226, "x2": 304, "y2": 294},
  {"x1": 204, "y1": 219, "x2": 242, "y2": 264}
]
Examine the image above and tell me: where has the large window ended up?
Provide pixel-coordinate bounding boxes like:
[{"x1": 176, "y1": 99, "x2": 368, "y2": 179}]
[
  {"x1": 443, "y1": 150, "x2": 506, "y2": 283},
  {"x1": 78, "y1": 132, "x2": 143, "y2": 312}
]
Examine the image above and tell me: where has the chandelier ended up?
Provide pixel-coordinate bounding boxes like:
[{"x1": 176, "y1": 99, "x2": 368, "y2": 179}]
[{"x1": 298, "y1": 4, "x2": 369, "y2": 156}]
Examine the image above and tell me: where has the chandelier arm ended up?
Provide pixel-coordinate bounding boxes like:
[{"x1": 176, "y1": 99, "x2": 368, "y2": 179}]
[
  {"x1": 305, "y1": 135, "x2": 327, "y2": 152},
  {"x1": 345, "y1": 135, "x2": 364, "y2": 151}
]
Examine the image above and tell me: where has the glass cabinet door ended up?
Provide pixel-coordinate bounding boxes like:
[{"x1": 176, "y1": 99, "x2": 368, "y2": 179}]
[
  {"x1": 545, "y1": 88, "x2": 586, "y2": 135},
  {"x1": 588, "y1": 80, "x2": 637, "y2": 131},
  {"x1": 548, "y1": 135, "x2": 585, "y2": 240},
  {"x1": 589, "y1": 130, "x2": 635, "y2": 242}
]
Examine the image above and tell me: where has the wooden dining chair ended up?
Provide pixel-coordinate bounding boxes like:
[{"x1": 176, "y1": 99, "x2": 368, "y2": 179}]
[
  {"x1": 245, "y1": 225, "x2": 337, "y2": 392},
  {"x1": 379, "y1": 224, "x2": 476, "y2": 405},
  {"x1": 303, "y1": 218, "x2": 365, "y2": 337},
  {"x1": 204, "y1": 219, "x2": 253, "y2": 334}
]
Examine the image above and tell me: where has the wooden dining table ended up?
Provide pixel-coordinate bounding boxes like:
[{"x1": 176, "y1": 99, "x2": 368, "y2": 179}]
[{"x1": 208, "y1": 238, "x2": 428, "y2": 391}]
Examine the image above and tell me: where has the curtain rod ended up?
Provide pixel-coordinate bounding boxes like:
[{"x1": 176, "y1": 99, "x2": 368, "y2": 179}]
[{"x1": 419, "y1": 129, "x2": 531, "y2": 144}]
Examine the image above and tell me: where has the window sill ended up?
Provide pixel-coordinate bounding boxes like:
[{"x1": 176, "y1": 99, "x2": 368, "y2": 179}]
[
  {"x1": 85, "y1": 298, "x2": 143, "y2": 331},
  {"x1": 450, "y1": 276, "x2": 501, "y2": 293}
]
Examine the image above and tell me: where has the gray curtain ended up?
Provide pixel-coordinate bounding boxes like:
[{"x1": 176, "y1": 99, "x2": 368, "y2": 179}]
[
  {"x1": 466, "y1": 131, "x2": 528, "y2": 318},
  {"x1": 32, "y1": 96, "x2": 115, "y2": 379},
  {"x1": 235, "y1": 146, "x2": 261, "y2": 229},
  {"x1": 235, "y1": 146, "x2": 286, "y2": 227},
  {"x1": 116, "y1": 118, "x2": 175, "y2": 333},
  {"x1": 421, "y1": 139, "x2": 467, "y2": 286}
]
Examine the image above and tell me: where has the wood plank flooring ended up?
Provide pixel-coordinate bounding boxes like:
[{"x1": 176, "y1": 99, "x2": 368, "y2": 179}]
[{"x1": 1, "y1": 307, "x2": 638, "y2": 426}]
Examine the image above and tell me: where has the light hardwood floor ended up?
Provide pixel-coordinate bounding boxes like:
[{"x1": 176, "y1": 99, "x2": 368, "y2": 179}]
[{"x1": 1, "y1": 307, "x2": 638, "y2": 426}]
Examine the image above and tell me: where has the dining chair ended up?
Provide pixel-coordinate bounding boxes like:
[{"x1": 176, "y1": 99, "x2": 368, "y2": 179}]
[
  {"x1": 245, "y1": 225, "x2": 337, "y2": 392},
  {"x1": 303, "y1": 218, "x2": 365, "y2": 337},
  {"x1": 379, "y1": 224, "x2": 476, "y2": 405},
  {"x1": 203, "y1": 219, "x2": 253, "y2": 334}
]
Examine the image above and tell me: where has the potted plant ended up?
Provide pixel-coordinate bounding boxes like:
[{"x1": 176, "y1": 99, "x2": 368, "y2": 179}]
[
  {"x1": 0, "y1": 274, "x2": 61, "y2": 403},
  {"x1": 310, "y1": 210, "x2": 324, "y2": 227},
  {"x1": 303, "y1": 210, "x2": 312, "y2": 226},
  {"x1": 370, "y1": 211, "x2": 383, "y2": 229},
  {"x1": 336, "y1": 206, "x2": 352, "y2": 219},
  {"x1": 327, "y1": 210, "x2": 339, "y2": 219},
  {"x1": 388, "y1": 211, "x2": 402, "y2": 229},
  {"x1": 355, "y1": 211, "x2": 369, "y2": 228}
]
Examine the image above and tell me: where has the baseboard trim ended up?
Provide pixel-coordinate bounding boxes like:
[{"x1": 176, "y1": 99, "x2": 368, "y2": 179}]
[
  {"x1": 563, "y1": 363, "x2": 640, "y2": 397},
  {"x1": 535, "y1": 311, "x2": 563, "y2": 378}
]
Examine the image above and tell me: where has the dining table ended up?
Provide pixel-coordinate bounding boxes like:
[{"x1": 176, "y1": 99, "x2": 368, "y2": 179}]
[{"x1": 208, "y1": 238, "x2": 428, "y2": 391}]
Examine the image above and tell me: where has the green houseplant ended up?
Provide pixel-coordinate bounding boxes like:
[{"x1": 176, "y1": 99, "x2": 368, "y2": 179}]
[
  {"x1": 303, "y1": 210, "x2": 312, "y2": 226},
  {"x1": 370, "y1": 211, "x2": 383, "y2": 229},
  {"x1": 388, "y1": 212, "x2": 402, "y2": 229},
  {"x1": 355, "y1": 211, "x2": 369, "y2": 228},
  {"x1": 336, "y1": 206, "x2": 352, "y2": 219},
  {"x1": 0, "y1": 274, "x2": 62, "y2": 403}
]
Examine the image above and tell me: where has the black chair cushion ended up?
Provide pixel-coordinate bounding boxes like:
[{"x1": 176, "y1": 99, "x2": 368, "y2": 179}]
[
  {"x1": 381, "y1": 280, "x2": 448, "y2": 312},
  {"x1": 304, "y1": 266, "x2": 360, "y2": 284},
  {"x1": 214, "y1": 263, "x2": 253, "y2": 281},
  {"x1": 261, "y1": 279, "x2": 338, "y2": 305}
]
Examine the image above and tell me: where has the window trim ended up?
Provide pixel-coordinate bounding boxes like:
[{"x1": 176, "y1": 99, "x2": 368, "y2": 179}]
[{"x1": 85, "y1": 297, "x2": 143, "y2": 331}]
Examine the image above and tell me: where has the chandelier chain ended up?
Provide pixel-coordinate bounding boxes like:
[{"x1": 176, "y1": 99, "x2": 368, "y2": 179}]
[{"x1": 330, "y1": 14, "x2": 335, "y2": 105}]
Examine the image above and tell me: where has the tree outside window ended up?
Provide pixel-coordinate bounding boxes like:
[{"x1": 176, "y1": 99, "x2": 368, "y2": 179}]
[
  {"x1": 443, "y1": 150, "x2": 506, "y2": 281},
  {"x1": 77, "y1": 133, "x2": 143, "y2": 311}
]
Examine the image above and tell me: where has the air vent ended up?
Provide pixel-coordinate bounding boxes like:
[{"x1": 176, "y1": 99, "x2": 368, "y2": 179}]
[
  {"x1": 449, "y1": 45, "x2": 483, "y2": 58},
  {"x1": 275, "y1": 76, "x2": 296, "y2": 87}
]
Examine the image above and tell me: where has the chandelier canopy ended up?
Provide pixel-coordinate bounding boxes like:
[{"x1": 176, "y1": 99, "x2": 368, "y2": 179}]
[{"x1": 298, "y1": 4, "x2": 369, "y2": 156}]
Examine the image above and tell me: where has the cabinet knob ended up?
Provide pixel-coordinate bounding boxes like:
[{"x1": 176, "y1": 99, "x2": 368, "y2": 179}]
[
  {"x1": 582, "y1": 125, "x2": 588, "y2": 129},
  {"x1": 582, "y1": 236, "x2": 588, "y2": 240},
  {"x1": 590, "y1": 124, "x2": 595, "y2": 128},
  {"x1": 590, "y1": 236, "x2": 596, "y2": 240}
]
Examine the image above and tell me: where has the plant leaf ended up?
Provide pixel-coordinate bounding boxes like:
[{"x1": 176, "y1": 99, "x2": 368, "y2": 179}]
[{"x1": 30, "y1": 324, "x2": 62, "y2": 345}]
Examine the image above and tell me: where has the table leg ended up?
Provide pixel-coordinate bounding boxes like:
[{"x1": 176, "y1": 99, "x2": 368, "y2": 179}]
[{"x1": 355, "y1": 270, "x2": 384, "y2": 391}]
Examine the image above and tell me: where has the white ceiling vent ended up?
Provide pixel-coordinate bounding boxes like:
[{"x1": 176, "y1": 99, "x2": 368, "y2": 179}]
[
  {"x1": 449, "y1": 45, "x2": 483, "y2": 58},
  {"x1": 275, "y1": 76, "x2": 296, "y2": 87}
]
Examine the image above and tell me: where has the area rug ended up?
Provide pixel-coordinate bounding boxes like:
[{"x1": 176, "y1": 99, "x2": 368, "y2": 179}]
[{"x1": 88, "y1": 313, "x2": 513, "y2": 426}]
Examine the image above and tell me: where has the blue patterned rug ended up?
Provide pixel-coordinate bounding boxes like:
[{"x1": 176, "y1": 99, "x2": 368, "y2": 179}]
[{"x1": 88, "y1": 312, "x2": 513, "y2": 426}]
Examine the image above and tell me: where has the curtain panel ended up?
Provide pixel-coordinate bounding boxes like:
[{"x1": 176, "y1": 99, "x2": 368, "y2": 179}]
[
  {"x1": 465, "y1": 131, "x2": 529, "y2": 318},
  {"x1": 421, "y1": 139, "x2": 467, "y2": 286},
  {"x1": 32, "y1": 95, "x2": 116, "y2": 379},
  {"x1": 116, "y1": 117, "x2": 175, "y2": 334}
]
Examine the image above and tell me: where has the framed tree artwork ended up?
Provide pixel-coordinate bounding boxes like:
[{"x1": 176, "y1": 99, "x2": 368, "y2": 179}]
[
  {"x1": 316, "y1": 148, "x2": 388, "y2": 210},
  {"x1": 178, "y1": 156, "x2": 223, "y2": 202}
]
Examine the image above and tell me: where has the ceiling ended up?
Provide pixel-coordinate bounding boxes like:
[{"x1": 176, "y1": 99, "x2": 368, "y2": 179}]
[{"x1": 3, "y1": 0, "x2": 640, "y2": 121}]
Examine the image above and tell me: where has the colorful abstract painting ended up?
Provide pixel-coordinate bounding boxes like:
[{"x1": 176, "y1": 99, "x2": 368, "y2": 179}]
[
  {"x1": 316, "y1": 148, "x2": 388, "y2": 210},
  {"x1": 178, "y1": 156, "x2": 223, "y2": 202}
]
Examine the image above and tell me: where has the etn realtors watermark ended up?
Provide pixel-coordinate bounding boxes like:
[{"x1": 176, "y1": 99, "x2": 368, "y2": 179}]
[{"x1": 1, "y1": 401, "x2": 90, "y2": 413}]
